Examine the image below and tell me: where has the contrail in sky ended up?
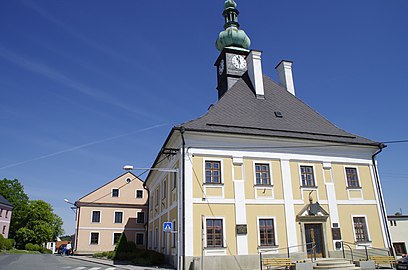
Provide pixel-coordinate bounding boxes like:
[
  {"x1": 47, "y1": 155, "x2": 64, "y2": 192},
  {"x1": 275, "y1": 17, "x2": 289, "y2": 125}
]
[{"x1": 0, "y1": 124, "x2": 168, "y2": 170}]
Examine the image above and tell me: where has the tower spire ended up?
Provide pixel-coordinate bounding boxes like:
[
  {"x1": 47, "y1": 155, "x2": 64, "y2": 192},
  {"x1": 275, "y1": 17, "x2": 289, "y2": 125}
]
[{"x1": 216, "y1": 0, "x2": 251, "y2": 51}]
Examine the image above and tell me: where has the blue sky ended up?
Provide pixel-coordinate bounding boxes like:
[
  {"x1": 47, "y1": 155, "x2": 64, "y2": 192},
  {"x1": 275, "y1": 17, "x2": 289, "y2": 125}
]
[{"x1": 1, "y1": 0, "x2": 407, "y2": 235}]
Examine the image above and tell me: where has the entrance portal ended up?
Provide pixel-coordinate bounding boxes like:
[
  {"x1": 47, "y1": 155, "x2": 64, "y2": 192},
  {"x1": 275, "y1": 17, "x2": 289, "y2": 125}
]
[{"x1": 305, "y1": 223, "x2": 325, "y2": 258}]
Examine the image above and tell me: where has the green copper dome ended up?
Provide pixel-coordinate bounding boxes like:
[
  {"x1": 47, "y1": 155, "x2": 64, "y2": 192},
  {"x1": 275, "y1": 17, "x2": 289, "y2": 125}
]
[{"x1": 216, "y1": 0, "x2": 251, "y2": 51}]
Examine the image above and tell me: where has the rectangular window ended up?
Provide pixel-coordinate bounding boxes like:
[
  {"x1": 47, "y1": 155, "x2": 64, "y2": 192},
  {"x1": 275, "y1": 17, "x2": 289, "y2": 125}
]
[
  {"x1": 0, "y1": 209, "x2": 2, "y2": 217},
  {"x1": 255, "y1": 163, "x2": 271, "y2": 185},
  {"x1": 112, "y1": 189, "x2": 119, "y2": 197},
  {"x1": 205, "y1": 161, "x2": 221, "y2": 184},
  {"x1": 393, "y1": 242, "x2": 407, "y2": 256},
  {"x1": 301, "y1": 166, "x2": 315, "y2": 187},
  {"x1": 206, "y1": 219, "x2": 223, "y2": 247},
  {"x1": 5, "y1": 210, "x2": 8, "y2": 218},
  {"x1": 113, "y1": 233, "x2": 121, "y2": 244},
  {"x1": 353, "y1": 216, "x2": 369, "y2": 242},
  {"x1": 172, "y1": 172, "x2": 177, "y2": 190},
  {"x1": 137, "y1": 212, "x2": 145, "y2": 223},
  {"x1": 136, "y1": 190, "x2": 143, "y2": 199},
  {"x1": 136, "y1": 233, "x2": 144, "y2": 245},
  {"x1": 155, "y1": 189, "x2": 159, "y2": 206},
  {"x1": 346, "y1": 167, "x2": 360, "y2": 188},
  {"x1": 162, "y1": 180, "x2": 167, "y2": 199},
  {"x1": 92, "y1": 211, "x2": 101, "y2": 223},
  {"x1": 2, "y1": 225, "x2": 5, "y2": 234},
  {"x1": 259, "y1": 219, "x2": 276, "y2": 246},
  {"x1": 114, "y1": 212, "x2": 123, "y2": 223},
  {"x1": 90, "y1": 232, "x2": 99, "y2": 245}
]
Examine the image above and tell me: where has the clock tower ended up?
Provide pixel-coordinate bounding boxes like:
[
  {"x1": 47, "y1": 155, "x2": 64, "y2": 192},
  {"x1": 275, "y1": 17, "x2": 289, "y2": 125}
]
[{"x1": 215, "y1": 0, "x2": 251, "y2": 99}]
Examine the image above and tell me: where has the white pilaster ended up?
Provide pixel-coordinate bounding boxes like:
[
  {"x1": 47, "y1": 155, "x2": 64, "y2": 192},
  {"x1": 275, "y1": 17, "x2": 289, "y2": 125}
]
[
  {"x1": 280, "y1": 159, "x2": 298, "y2": 251},
  {"x1": 233, "y1": 157, "x2": 248, "y2": 255},
  {"x1": 184, "y1": 153, "x2": 194, "y2": 257}
]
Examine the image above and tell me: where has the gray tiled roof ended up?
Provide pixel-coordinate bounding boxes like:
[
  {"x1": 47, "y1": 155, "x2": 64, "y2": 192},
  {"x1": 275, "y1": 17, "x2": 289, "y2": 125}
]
[
  {"x1": 180, "y1": 74, "x2": 380, "y2": 146},
  {"x1": 0, "y1": 194, "x2": 13, "y2": 207}
]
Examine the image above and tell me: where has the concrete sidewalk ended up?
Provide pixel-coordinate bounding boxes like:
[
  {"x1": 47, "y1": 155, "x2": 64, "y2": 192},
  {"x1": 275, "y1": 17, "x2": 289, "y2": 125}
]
[{"x1": 68, "y1": 255, "x2": 174, "y2": 270}]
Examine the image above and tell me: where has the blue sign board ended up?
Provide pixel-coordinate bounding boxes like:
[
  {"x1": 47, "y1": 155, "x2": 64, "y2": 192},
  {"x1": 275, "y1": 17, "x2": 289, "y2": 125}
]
[{"x1": 163, "y1": 222, "x2": 172, "y2": 232}]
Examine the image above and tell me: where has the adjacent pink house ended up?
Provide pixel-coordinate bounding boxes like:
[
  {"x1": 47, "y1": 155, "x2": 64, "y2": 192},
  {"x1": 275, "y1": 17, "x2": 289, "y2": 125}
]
[
  {"x1": 74, "y1": 172, "x2": 148, "y2": 254},
  {"x1": 0, "y1": 194, "x2": 13, "y2": 238}
]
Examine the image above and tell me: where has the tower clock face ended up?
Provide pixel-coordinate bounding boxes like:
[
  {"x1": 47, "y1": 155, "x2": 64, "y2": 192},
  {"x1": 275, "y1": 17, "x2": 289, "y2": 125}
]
[
  {"x1": 218, "y1": 59, "x2": 225, "y2": 75},
  {"x1": 231, "y1": 55, "x2": 247, "y2": 69}
]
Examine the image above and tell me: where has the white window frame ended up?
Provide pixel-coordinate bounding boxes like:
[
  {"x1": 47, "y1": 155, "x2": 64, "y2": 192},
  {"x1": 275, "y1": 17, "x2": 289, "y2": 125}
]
[
  {"x1": 203, "y1": 216, "x2": 227, "y2": 256},
  {"x1": 112, "y1": 188, "x2": 120, "y2": 197},
  {"x1": 90, "y1": 231, "x2": 100, "y2": 245},
  {"x1": 112, "y1": 232, "x2": 122, "y2": 245},
  {"x1": 203, "y1": 158, "x2": 224, "y2": 185},
  {"x1": 257, "y1": 216, "x2": 279, "y2": 252},
  {"x1": 114, "y1": 211, "x2": 124, "y2": 224},
  {"x1": 136, "y1": 189, "x2": 144, "y2": 199},
  {"x1": 344, "y1": 166, "x2": 361, "y2": 188},
  {"x1": 253, "y1": 161, "x2": 273, "y2": 186},
  {"x1": 299, "y1": 164, "x2": 318, "y2": 188},
  {"x1": 91, "y1": 210, "x2": 101, "y2": 223},
  {"x1": 351, "y1": 215, "x2": 371, "y2": 247},
  {"x1": 162, "y1": 179, "x2": 167, "y2": 199}
]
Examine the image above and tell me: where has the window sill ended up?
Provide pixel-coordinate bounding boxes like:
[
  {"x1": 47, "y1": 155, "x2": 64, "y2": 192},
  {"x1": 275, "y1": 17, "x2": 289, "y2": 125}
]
[
  {"x1": 346, "y1": 186, "x2": 362, "y2": 190},
  {"x1": 258, "y1": 245, "x2": 279, "y2": 249},
  {"x1": 300, "y1": 186, "x2": 318, "y2": 189},
  {"x1": 203, "y1": 183, "x2": 224, "y2": 186},
  {"x1": 254, "y1": 184, "x2": 273, "y2": 188}
]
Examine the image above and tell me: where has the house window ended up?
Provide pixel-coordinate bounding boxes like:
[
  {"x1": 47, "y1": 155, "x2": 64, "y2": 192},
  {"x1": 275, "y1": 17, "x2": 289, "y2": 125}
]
[
  {"x1": 2, "y1": 225, "x2": 5, "y2": 234},
  {"x1": 300, "y1": 166, "x2": 315, "y2": 187},
  {"x1": 393, "y1": 242, "x2": 407, "y2": 256},
  {"x1": 154, "y1": 227, "x2": 159, "y2": 249},
  {"x1": 112, "y1": 189, "x2": 119, "y2": 197},
  {"x1": 206, "y1": 219, "x2": 223, "y2": 247},
  {"x1": 346, "y1": 167, "x2": 360, "y2": 188},
  {"x1": 0, "y1": 209, "x2": 2, "y2": 217},
  {"x1": 172, "y1": 172, "x2": 177, "y2": 190},
  {"x1": 155, "y1": 189, "x2": 159, "y2": 206},
  {"x1": 259, "y1": 219, "x2": 276, "y2": 246},
  {"x1": 92, "y1": 211, "x2": 101, "y2": 223},
  {"x1": 255, "y1": 163, "x2": 271, "y2": 185},
  {"x1": 162, "y1": 180, "x2": 167, "y2": 199},
  {"x1": 353, "y1": 216, "x2": 369, "y2": 242},
  {"x1": 136, "y1": 190, "x2": 143, "y2": 199},
  {"x1": 114, "y1": 212, "x2": 123, "y2": 223},
  {"x1": 5, "y1": 210, "x2": 8, "y2": 218},
  {"x1": 90, "y1": 232, "x2": 99, "y2": 245},
  {"x1": 137, "y1": 212, "x2": 145, "y2": 223},
  {"x1": 136, "y1": 233, "x2": 144, "y2": 245},
  {"x1": 113, "y1": 233, "x2": 121, "y2": 244},
  {"x1": 205, "y1": 161, "x2": 221, "y2": 184}
]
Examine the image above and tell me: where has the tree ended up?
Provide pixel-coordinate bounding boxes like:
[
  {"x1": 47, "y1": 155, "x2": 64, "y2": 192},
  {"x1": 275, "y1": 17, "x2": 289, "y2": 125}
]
[
  {"x1": 0, "y1": 178, "x2": 29, "y2": 239},
  {"x1": 15, "y1": 200, "x2": 64, "y2": 245}
]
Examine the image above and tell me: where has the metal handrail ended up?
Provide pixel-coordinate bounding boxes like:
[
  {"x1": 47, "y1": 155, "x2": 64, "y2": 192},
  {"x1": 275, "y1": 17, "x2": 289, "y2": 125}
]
[
  {"x1": 259, "y1": 242, "x2": 317, "y2": 270},
  {"x1": 341, "y1": 240, "x2": 391, "y2": 261}
]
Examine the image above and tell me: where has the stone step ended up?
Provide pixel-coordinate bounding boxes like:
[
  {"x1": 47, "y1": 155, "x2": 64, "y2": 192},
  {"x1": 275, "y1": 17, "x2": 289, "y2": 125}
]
[
  {"x1": 315, "y1": 263, "x2": 355, "y2": 268},
  {"x1": 313, "y1": 268, "x2": 360, "y2": 270}
]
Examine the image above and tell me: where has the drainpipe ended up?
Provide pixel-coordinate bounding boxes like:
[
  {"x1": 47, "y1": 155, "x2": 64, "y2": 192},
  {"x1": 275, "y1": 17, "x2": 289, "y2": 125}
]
[
  {"x1": 180, "y1": 126, "x2": 186, "y2": 270},
  {"x1": 371, "y1": 143, "x2": 393, "y2": 256},
  {"x1": 143, "y1": 185, "x2": 150, "y2": 250},
  {"x1": 74, "y1": 203, "x2": 80, "y2": 253}
]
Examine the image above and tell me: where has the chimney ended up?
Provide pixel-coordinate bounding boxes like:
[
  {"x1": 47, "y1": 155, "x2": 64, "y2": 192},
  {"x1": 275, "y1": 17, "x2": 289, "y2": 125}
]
[
  {"x1": 247, "y1": 50, "x2": 264, "y2": 99},
  {"x1": 275, "y1": 60, "x2": 295, "y2": 95}
]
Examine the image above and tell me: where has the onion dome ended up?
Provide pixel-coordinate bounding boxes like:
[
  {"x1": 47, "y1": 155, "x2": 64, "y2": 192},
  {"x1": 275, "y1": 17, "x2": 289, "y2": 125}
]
[{"x1": 216, "y1": 0, "x2": 251, "y2": 51}]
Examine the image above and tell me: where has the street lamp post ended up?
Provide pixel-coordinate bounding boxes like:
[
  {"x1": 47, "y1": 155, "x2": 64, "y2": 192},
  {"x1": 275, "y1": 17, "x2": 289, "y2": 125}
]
[
  {"x1": 63, "y1": 198, "x2": 79, "y2": 253},
  {"x1": 123, "y1": 165, "x2": 182, "y2": 270}
]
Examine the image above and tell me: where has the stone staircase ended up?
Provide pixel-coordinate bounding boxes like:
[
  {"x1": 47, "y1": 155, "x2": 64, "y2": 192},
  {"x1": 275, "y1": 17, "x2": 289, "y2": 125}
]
[{"x1": 313, "y1": 258, "x2": 361, "y2": 270}]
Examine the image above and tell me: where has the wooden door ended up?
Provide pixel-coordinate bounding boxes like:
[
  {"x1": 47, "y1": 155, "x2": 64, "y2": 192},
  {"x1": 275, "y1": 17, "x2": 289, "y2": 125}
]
[{"x1": 305, "y1": 223, "x2": 325, "y2": 258}]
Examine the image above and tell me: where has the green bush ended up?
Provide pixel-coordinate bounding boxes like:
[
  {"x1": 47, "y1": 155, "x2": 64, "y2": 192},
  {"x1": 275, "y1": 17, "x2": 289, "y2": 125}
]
[
  {"x1": 41, "y1": 248, "x2": 52, "y2": 254},
  {"x1": 25, "y1": 243, "x2": 34, "y2": 251}
]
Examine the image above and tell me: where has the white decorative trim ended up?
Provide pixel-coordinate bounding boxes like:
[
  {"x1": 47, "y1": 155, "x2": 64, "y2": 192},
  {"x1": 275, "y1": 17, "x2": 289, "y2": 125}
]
[
  {"x1": 184, "y1": 153, "x2": 194, "y2": 256},
  {"x1": 204, "y1": 248, "x2": 227, "y2": 256},
  {"x1": 281, "y1": 159, "x2": 298, "y2": 251},
  {"x1": 81, "y1": 227, "x2": 145, "y2": 231},
  {"x1": 91, "y1": 210, "x2": 101, "y2": 223},
  {"x1": 135, "y1": 189, "x2": 144, "y2": 199},
  {"x1": 233, "y1": 169, "x2": 248, "y2": 255},
  {"x1": 336, "y1": 200, "x2": 377, "y2": 205},
  {"x1": 203, "y1": 216, "x2": 227, "y2": 250},
  {"x1": 203, "y1": 157, "x2": 225, "y2": 199},
  {"x1": 113, "y1": 210, "x2": 124, "y2": 224},
  {"x1": 253, "y1": 161, "x2": 274, "y2": 200},
  {"x1": 344, "y1": 166, "x2": 362, "y2": 188},
  {"x1": 89, "y1": 231, "x2": 100, "y2": 245}
]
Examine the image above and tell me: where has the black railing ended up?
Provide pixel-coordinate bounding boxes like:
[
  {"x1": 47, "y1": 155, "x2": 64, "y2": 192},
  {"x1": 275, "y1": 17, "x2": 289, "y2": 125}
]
[
  {"x1": 259, "y1": 242, "x2": 316, "y2": 270},
  {"x1": 341, "y1": 240, "x2": 390, "y2": 261}
]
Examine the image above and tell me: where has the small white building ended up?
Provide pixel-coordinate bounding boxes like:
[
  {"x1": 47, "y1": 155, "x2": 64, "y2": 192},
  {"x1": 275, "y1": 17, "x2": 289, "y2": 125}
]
[{"x1": 388, "y1": 214, "x2": 408, "y2": 256}]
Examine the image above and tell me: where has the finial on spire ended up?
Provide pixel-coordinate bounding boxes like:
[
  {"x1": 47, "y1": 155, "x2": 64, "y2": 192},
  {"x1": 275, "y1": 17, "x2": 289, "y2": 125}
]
[{"x1": 215, "y1": 0, "x2": 251, "y2": 51}]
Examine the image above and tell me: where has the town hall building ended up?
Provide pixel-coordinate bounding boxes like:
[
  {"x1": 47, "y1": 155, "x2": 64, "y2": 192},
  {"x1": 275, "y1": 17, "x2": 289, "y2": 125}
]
[{"x1": 144, "y1": 1, "x2": 391, "y2": 269}]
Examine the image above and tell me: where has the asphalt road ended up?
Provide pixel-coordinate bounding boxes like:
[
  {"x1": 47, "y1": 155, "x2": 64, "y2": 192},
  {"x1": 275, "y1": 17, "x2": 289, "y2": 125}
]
[{"x1": 0, "y1": 254, "x2": 117, "y2": 270}]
